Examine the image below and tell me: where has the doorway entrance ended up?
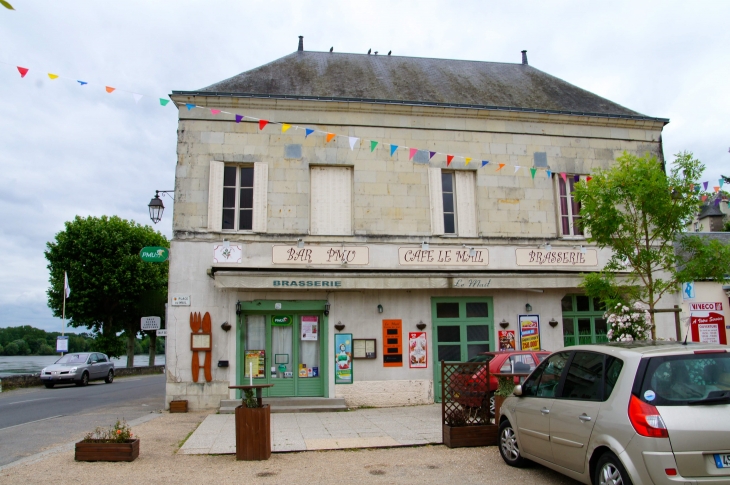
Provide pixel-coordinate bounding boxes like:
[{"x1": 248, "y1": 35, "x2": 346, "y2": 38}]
[
  {"x1": 236, "y1": 300, "x2": 328, "y2": 399},
  {"x1": 431, "y1": 297, "x2": 493, "y2": 402}
]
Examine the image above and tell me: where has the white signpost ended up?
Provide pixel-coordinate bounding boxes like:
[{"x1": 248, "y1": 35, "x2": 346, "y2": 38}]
[
  {"x1": 156, "y1": 329, "x2": 167, "y2": 337},
  {"x1": 141, "y1": 316, "x2": 161, "y2": 331}
]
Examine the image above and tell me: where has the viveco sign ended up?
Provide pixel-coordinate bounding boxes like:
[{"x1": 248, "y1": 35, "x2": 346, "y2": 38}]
[{"x1": 140, "y1": 246, "x2": 169, "y2": 263}]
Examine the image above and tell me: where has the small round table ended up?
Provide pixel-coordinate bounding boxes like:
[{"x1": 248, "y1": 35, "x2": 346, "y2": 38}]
[{"x1": 229, "y1": 384, "x2": 274, "y2": 408}]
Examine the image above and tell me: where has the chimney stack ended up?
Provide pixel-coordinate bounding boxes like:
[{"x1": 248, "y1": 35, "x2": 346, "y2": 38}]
[
  {"x1": 298, "y1": 36, "x2": 304, "y2": 52},
  {"x1": 521, "y1": 50, "x2": 528, "y2": 65}
]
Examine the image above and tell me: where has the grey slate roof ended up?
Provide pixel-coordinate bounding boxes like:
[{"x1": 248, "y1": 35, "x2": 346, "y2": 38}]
[
  {"x1": 174, "y1": 51, "x2": 665, "y2": 121},
  {"x1": 698, "y1": 201, "x2": 726, "y2": 220}
]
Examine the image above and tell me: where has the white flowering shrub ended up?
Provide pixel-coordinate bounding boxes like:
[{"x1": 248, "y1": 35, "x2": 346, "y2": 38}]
[{"x1": 605, "y1": 302, "x2": 652, "y2": 342}]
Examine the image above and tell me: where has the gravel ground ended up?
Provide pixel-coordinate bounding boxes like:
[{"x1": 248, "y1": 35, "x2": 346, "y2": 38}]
[{"x1": 0, "y1": 411, "x2": 581, "y2": 485}]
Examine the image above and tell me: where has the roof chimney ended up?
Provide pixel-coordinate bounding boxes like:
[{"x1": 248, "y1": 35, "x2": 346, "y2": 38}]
[
  {"x1": 521, "y1": 50, "x2": 528, "y2": 65},
  {"x1": 298, "y1": 36, "x2": 304, "y2": 52}
]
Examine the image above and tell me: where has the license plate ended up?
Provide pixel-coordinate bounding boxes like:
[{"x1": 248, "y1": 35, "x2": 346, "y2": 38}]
[{"x1": 715, "y1": 454, "x2": 730, "y2": 468}]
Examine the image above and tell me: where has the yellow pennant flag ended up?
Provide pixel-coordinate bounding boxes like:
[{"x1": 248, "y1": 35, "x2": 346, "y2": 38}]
[
  {"x1": 496, "y1": 163, "x2": 506, "y2": 172},
  {"x1": 281, "y1": 123, "x2": 291, "y2": 133},
  {"x1": 465, "y1": 158, "x2": 471, "y2": 166},
  {"x1": 326, "y1": 133, "x2": 336, "y2": 143},
  {"x1": 48, "y1": 73, "x2": 59, "y2": 79}
]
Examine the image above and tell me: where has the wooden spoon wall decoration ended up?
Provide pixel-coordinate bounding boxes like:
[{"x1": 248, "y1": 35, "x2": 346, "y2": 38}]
[{"x1": 189, "y1": 311, "x2": 213, "y2": 383}]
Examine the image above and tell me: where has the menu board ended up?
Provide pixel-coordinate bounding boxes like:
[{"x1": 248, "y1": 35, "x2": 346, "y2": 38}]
[
  {"x1": 382, "y1": 320, "x2": 403, "y2": 367},
  {"x1": 353, "y1": 339, "x2": 376, "y2": 359},
  {"x1": 244, "y1": 350, "x2": 265, "y2": 378}
]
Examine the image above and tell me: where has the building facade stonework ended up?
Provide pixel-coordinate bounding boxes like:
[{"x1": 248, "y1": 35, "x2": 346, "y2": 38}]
[{"x1": 165, "y1": 45, "x2": 677, "y2": 410}]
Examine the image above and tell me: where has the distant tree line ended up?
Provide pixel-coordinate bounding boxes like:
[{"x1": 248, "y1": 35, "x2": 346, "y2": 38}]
[{"x1": 0, "y1": 325, "x2": 164, "y2": 357}]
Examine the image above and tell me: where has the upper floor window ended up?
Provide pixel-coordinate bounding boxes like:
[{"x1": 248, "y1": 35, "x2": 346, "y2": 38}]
[
  {"x1": 557, "y1": 174, "x2": 583, "y2": 237},
  {"x1": 207, "y1": 161, "x2": 268, "y2": 233},
  {"x1": 310, "y1": 166, "x2": 352, "y2": 236},
  {"x1": 428, "y1": 168, "x2": 477, "y2": 237}
]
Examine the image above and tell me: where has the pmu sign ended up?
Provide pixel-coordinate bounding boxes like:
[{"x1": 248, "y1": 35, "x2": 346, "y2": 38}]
[{"x1": 140, "y1": 246, "x2": 169, "y2": 263}]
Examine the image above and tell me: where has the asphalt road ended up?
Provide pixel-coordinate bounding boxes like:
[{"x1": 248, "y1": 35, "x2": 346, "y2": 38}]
[{"x1": 0, "y1": 374, "x2": 165, "y2": 467}]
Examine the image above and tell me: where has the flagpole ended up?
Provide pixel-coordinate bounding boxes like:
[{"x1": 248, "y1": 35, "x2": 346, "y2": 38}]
[{"x1": 62, "y1": 271, "x2": 67, "y2": 356}]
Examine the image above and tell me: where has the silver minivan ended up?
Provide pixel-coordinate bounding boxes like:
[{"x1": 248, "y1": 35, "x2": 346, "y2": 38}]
[{"x1": 498, "y1": 342, "x2": 730, "y2": 484}]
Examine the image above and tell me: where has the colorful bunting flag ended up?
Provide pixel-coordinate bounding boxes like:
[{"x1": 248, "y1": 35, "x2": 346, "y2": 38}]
[
  {"x1": 305, "y1": 128, "x2": 314, "y2": 138},
  {"x1": 690, "y1": 184, "x2": 694, "y2": 192},
  {"x1": 371, "y1": 140, "x2": 378, "y2": 152},
  {"x1": 77, "y1": 80, "x2": 87, "y2": 86},
  {"x1": 720, "y1": 179, "x2": 725, "y2": 188},
  {"x1": 409, "y1": 148, "x2": 418, "y2": 160},
  {"x1": 258, "y1": 120, "x2": 269, "y2": 130},
  {"x1": 186, "y1": 103, "x2": 195, "y2": 110},
  {"x1": 586, "y1": 176, "x2": 592, "y2": 182},
  {"x1": 429, "y1": 151, "x2": 436, "y2": 160},
  {"x1": 715, "y1": 198, "x2": 721, "y2": 207},
  {"x1": 235, "y1": 114, "x2": 243, "y2": 123},
  {"x1": 481, "y1": 160, "x2": 489, "y2": 167},
  {"x1": 547, "y1": 170, "x2": 552, "y2": 178},
  {"x1": 105, "y1": 86, "x2": 115, "y2": 93},
  {"x1": 159, "y1": 99, "x2": 169, "y2": 106},
  {"x1": 714, "y1": 186, "x2": 720, "y2": 193},
  {"x1": 574, "y1": 174, "x2": 580, "y2": 183},
  {"x1": 390, "y1": 144, "x2": 398, "y2": 157},
  {"x1": 560, "y1": 172, "x2": 567, "y2": 182},
  {"x1": 496, "y1": 163, "x2": 506, "y2": 172},
  {"x1": 465, "y1": 157, "x2": 471, "y2": 166},
  {"x1": 48, "y1": 73, "x2": 59, "y2": 79},
  {"x1": 530, "y1": 168, "x2": 537, "y2": 179},
  {"x1": 702, "y1": 195, "x2": 708, "y2": 202},
  {"x1": 703, "y1": 181, "x2": 709, "y2": 190},
  {"x1": 210, "y1": 109, "x2": 221, "y2": 115},
  {"x1": 349, "y1": 137, "x2": 359, "y2": 150},
  {"x1": 326, "y1": 133, "x2": 336, "y2": 143},
  {"x1": 281, "y1": 123, "x2": 291, "y2": 133},
  {"x1": 446, "y1": 155, "x2": 454, "y2": 166},
  {"x1": 133, "y1": 93, "x2": 143, "y2": 103},
  {"x1": 514, "y1": 166, "x2": 521, "y2": 174},
  {"x1": 17, "y1": 67, "x2": 28, "y2": 78}
]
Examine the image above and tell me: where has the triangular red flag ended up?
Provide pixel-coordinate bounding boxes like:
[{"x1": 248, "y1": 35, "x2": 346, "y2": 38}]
[
  {"x1": 259, "y1": 120, "x2": 269, "y2": 130},
  {"x1": 409, "y1": 148, "x2": 418, "y2": 160},
  {"x1": 17, "y1": 67, "x2": 29, "y2": 78},
  {"x1": 446, "y1": 155, "x2": 454, "y2": 166},
  {"x1": 586, "y1": 176, "x2": 592, "y2": 182}
]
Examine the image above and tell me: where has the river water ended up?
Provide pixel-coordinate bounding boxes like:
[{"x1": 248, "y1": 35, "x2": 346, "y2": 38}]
[{"x1": 0, "y1": 354, "x2": 166, "y2": 377}]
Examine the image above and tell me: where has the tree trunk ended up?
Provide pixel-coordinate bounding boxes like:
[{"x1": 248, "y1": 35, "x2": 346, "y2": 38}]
[
  {"x1": 148, "y1": 333, "x2": 157, "y2": 367},
  {"x1": 126, "y1": 332, "x2": 135, "y2": 368}
]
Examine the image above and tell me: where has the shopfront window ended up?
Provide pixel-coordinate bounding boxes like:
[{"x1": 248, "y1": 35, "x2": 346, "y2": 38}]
[{"x1": 561, "y1": 295, "x2": 608, "y2": 347}]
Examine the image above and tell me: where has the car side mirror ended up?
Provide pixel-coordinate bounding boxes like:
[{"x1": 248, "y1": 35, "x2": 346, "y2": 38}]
[{"x1": 513, "y1": 385, "x2": 523, "y2": 396}]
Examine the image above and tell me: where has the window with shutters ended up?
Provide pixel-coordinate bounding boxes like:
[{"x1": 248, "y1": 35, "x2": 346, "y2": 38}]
[
  {"x1": 207, "y1": 161, "x2": 267, "y2": 233},
  {"x1": 556, "y1": 174, "x2": 584, "y2": 237},
  {"x1": 310, "y1": 166, "x2": 352, "y2": 236},
  {"x1": 428, "y1": 168, "x2": 477, "y2": 237}
]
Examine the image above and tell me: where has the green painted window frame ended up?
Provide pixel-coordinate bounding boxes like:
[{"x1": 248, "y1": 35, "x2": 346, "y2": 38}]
[{"x1": 561, "y1": 295, "x2": 608, "y2": 347}]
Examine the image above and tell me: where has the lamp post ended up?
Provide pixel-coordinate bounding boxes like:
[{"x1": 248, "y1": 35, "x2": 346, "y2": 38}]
[{"x1": 148, "y1": 190, "x2": 174, "y2": 224}]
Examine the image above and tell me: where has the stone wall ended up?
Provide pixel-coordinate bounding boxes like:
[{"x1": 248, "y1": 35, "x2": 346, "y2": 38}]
[
  {"x1": 0, "y1": 365, "x2": 165, "y2": 391},
  {"x1": 334, "y1": 379, "x2": 434, "y2": 407}
]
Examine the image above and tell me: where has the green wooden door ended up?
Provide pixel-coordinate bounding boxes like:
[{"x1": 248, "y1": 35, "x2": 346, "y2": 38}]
[{"x1": 431, "y1": 297, "x2": 493, "y2": 402}]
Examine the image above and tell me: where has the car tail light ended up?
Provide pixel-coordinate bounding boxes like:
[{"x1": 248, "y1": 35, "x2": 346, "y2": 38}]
[
  {"x1": 628, "y1": 395, "x2": 668, "y2": 438},
  {"x1": 665, "y1": 468, "x2": 677, "y2": 476}
]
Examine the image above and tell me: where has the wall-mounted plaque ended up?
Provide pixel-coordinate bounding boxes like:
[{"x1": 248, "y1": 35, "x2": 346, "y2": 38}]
[
  {"x1": 190, "y1": 333, "x2": 211, "y2": 351},
  {"x1": 353, "y1": 339, "x2": 377, "y2": 359},
  {"x1": 398, "y1": 247, "x2": 488, "y2": 266},
  {"x1": 273, "y1": 245, "x2": 369, "y2": 265},
  {"x1": 515, "y1": 248, "x2": 598, "y2": 266}
]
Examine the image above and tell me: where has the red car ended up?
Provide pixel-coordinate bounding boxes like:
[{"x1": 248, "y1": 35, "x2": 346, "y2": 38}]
[{"x1": 450, "y1": 350, "x2": 551, "y2": 415}]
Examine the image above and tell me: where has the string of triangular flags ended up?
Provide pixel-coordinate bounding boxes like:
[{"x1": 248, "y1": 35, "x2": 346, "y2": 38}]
[{"x1": 4, "y1": 61, "x2": 170, "y2": 107}]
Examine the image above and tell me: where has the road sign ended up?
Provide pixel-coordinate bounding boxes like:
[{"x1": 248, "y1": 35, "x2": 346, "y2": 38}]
[
  {"x1": 141, "y1": 316, "x2": 161, "y2": 331},
  {"x1": 171, "y1": 295, "x2": 190, "y2": 306},
  {"x1": 140, "y1": 246, "x2": 169, "y2": 263},
  {"x1": 56, "y1": 336, "x2": 69, "y2": 352},
  {"x1": 682, "y1": 282, "x2": 695, "y2": 300},
  {"x1": 156, "y1": 329, "x2": 167, "y2": 337}
]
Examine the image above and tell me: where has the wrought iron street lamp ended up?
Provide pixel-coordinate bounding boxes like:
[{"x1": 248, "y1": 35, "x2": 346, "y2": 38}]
[{"x1": 148, "y1": 190, "x2": 174, "y2": 224}]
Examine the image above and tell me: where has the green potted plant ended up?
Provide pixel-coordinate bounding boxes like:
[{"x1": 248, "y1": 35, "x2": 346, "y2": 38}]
[
  {"x1": 494, "y1": 375, "x2": 516, "y2": 421},
  {"x1": 75, "y1": 420, "x2": 139, "y2": 462}
]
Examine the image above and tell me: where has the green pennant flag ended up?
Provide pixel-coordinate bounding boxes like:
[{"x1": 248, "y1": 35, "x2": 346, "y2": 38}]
[
  {"x1": 159, "y1": 98, "x2": 170, "y2": 106},
  {"x1": 530, "y1": 167, "x2": 537, "y2": 179},
  {"x1": 370, "y1": 140, "x2": 378, "y2": 152}
]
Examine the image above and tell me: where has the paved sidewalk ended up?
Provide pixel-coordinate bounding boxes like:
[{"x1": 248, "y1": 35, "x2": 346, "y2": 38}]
[{"x1": 180, "y1": 404, "x2": 441, "y2": 454}]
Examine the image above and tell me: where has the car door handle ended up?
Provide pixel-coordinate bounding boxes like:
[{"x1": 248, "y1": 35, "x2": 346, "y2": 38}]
[
  {"x1": 578, "y1": 414, "x2": 592, "y2": 422},
  {"x1": 540, "y1": 408, "x2": 550, "y2": 415}
]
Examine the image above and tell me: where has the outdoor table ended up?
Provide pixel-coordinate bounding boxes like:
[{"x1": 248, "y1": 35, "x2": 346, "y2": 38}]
[{"x1": 228, "y1": 384, "x2": 274, "y2": 408}]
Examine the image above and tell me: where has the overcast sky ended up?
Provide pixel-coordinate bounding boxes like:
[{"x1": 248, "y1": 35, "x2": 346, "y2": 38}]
[{"x1": 1, "y1": 1, "x2": 728, "y2": 333}]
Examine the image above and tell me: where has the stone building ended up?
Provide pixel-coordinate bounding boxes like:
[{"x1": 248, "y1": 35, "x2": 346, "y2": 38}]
[{"x1": 165, "y1": 38, "x2": 674, "y2": 410}]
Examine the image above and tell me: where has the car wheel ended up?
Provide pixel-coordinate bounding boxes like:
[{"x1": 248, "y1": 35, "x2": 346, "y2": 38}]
[
  {"x1": 76, "y1": 372, "x2": 89, "y2": 387},
  {"x1": 499, "y1": 419, "x2": 527, "y2": 467},
  {"x1": 595, "y1": 451, "x2": 633, "y2": 485},
  {"x1": 44, "y1": 382, "x2": 54, "y2": 389},
  {"x1": 105, "y1": 370, "x2": 114, "y2": 384}
]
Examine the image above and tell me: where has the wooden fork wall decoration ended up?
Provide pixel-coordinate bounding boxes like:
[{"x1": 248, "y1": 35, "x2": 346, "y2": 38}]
[{"x1": 190, "y1": 311, "x2": 213, "y2": 382}]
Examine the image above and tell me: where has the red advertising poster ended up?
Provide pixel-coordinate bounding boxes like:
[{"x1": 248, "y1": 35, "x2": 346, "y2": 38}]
[
  {"x1": 408, "y1": 332, "x2": 427, "y2": 368},
  {"x1": 519, "y1": 315, "x2": 541, "y2": 351},
  {"x1": 498, "y1": 330, "x2": 516, "y2": 351},
  {"x1": 689, "y1": 302, "x2": 727, "y2": 345}
]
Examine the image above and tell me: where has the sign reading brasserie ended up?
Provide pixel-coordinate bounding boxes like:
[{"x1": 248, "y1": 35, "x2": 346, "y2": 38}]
[
  {"x1": 398, "y1": 247, "x2": 488, "y2": 266},
  {"x1": 273, "y1": 245, "x2": 369, "y2": 265},
  {"x1": 515, "y1": 248, "x2": 598, "y2": 266}
]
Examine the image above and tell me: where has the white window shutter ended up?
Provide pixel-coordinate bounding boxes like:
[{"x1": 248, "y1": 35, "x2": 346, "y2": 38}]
[
  {"x1": 207, "y1": 161, "x2": 224, "y2": 232},
  {"x1": 252, "y1": 162, "x2": 268, "y2": 233},
  {"x1": 428, "y1": 167, "x2": 444, "y2": 235},
  {"x1": 310, "y1": 167, "x2": 352, "y2": 235},
  {"x1": 455, "y1": 171, "x2": 477, "y2": 237}
]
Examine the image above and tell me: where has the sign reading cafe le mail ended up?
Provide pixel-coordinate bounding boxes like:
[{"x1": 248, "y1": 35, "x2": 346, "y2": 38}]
[
  {"x1": 272, "y1": 245, "x2": 369, "y2": 265},
  {"x1": 398, "y1": 247, "x2": 488, "y2": 266}
]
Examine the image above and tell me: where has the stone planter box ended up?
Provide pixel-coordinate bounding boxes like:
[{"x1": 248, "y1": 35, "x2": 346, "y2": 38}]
[
  {"x1": 443, "y1": 424, "x2": 498, "y2": 448},
  {"x1": 75, "y1": 439, "x2": 139, "y2": 462},
  {"x1": 170, "y1": 400, "x2": 188, "y2": 413},
  {"x1": 235, "y1": 404, "x2": 271, "y2": 460}
]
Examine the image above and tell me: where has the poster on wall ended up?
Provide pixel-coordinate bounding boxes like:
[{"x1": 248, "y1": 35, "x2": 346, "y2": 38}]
[
  {"x1": 301, "y1": 316, "x2": 318, "y2": 341},
  {"x1": 244, "y1": 350, "x2": 265, "y2": 378},
  {"x1": 519, "y1": 315, "x2": 541, "y2": 351},
  {"x1": 408, "y1": 332, "x2": 427, "y2": 368},
  {"x1": 334, "y1": 333, "x2": 353, "y2": 384},
  {"x1": 689, "y1": 302, "x2": 727, "y2": 344},
  {"x1": 382, "y1": 319, "x2": 403, "y2": 367},
  {"x1": 498, "y1": 330, "x2": 516, "y2": 351}
]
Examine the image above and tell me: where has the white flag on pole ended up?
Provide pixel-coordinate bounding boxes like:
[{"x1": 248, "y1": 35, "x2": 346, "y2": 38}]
[{"x1": 64, "y1": 271, "x2": 71, "y2": 298}]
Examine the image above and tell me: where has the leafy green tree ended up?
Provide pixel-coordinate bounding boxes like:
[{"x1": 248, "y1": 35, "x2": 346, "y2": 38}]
[
  {"x1": 38, "y1": 344, "x2": 56, "y2": 355},
  {"x1": 574, "y1": 151, "x2": 730, "y2": 338},
  {"x1": 12, "y1": 339, "x2": 31, "y2": 355},
  {"x1": 4, "y1": 342, "x2": 19, "y2": 356},
  {"x1": 45, "y1": 215, "x2": 168, "y2": 364},
  {"x1": 0, "y1": 343, "x2": 4, "y2": 355}
]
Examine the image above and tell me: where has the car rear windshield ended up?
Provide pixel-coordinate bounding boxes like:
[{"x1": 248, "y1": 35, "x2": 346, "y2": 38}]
[
  {"x1": 636, "y1": 352, "x2": 730, "y2": 406},
  {"x1": 55, "y1": 354, "x2": 88, "y2": 364}
]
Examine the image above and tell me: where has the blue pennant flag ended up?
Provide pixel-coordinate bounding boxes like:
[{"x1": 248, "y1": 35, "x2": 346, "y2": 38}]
[
  {"x1": 547, "y1": 170, "x2": 552, "y2": 178},
  {"x1": 77, "y1": 80, "x2": 87, "y2": 86},
  {"x1": 481, "y1": 160, "x2": 489, "y2": 167},
  {"x1": 390, "y1": 144, "x2": 398, "y2": 156},
  {"x1": 305, "y1": 128, "x2": 314, "y2": 138},
  {"x1": 185, "y1": 103, "x2": 195, "y2": 110}
]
